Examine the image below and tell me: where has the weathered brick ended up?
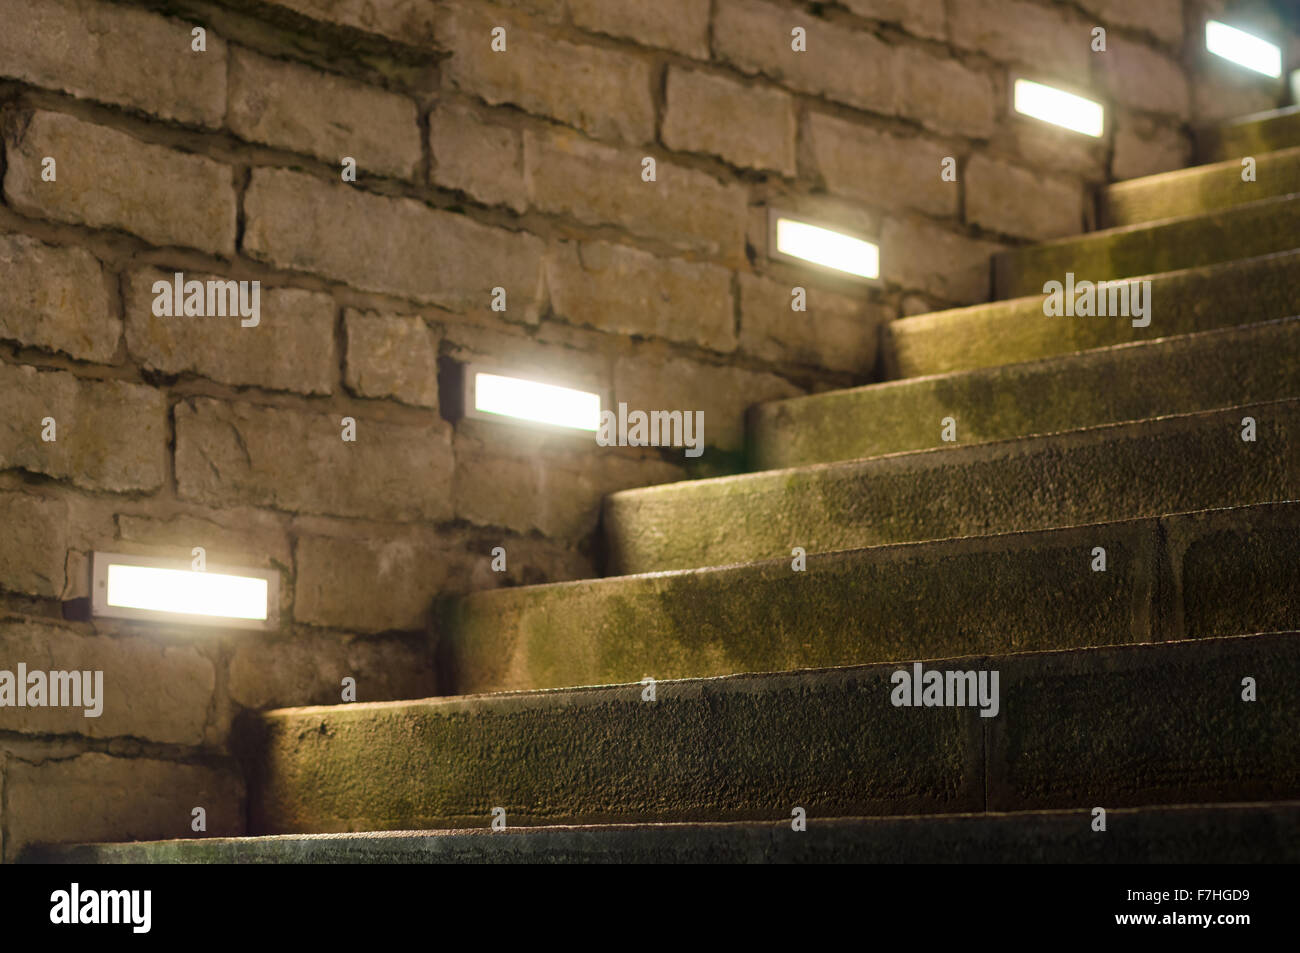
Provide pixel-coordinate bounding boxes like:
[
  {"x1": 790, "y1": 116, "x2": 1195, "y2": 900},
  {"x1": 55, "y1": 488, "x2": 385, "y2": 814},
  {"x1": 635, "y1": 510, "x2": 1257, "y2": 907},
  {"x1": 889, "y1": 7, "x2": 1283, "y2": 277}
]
[
  {"x1": 243, "y1": 168, "x2": 545, "y2": 316},
  {"x1": 0, "y1": 493, "x2": 70, "y2": 598},
  {"x1": 1112, "y1": 114, "x2": 1190, "y2": 179},
  {"x1": 965, "y1": 155, "x2": 1083, "y2": 241},
  {"x1": 897, "y1": 46, "x2": 998, "y2": 139},
  {"x1": 441, "y1": 322, "x2": 610, "y2": 401},
  {"x1": 880, "y1": 216, "x2": 1003, "y2": 304},
  {"x1": 116, "y1": 510, "x2": 294, "y2": 571},
  {"x1": 174, "y1": 397, "x2": 453, "y2": 522},
  {"x1": 0, "y1": 233, "x2": 118, "y2": 362},
  {"x1": 1098, "y1": 36, "x2": 1190, "y2": 119},
  {"x1": 228, "y1": 630, "x2": 436, "y2": 709},
  {"x1": 264, "y1": 0, "x2": 440, "y2": 44},
  {"x1": 438, "y1": 3, "x2": 655, "y2": 144},
  {"x1": 806, "y1": 113, "x2": 958, "y2": 217},
  {"x1": 1078, "y1": 0, "x2": 1183, "y2": 47},
  {"x1": 344, "y1": 309, "x2": 439, "y2": 408},
  {"x1": 525, "y1": 128, "x2": 748, "y2": 264},
  {"x1": 613, "y1": 353, "x2": 802, "y2": 452},
  {"x1": 124, "y1": 267, "x2": 337, "y2": 395},
  {"x1": 737, "y1": 273, "x2": 879, "y2": 373},
  {"x1": 3, "y1": 111, "x2": 237, "y2": 257},
  {"x1": 228, "y1": 47, "x2": 421, "y2": 180},
  {"x1": 662, "y1": 68, "x2": 796, "y2": 175},
  {"x1": 0, "y1": 364, "x2": 167, "y2": 492},
  {"x1": 1191, "y1": 70, "x2": 1282, "y2": 125},
  {"x1": 430, "y1": 102, "x2": 528, "y2": 213},
  {"x1": 569, "y1": 0, "x2": 710, "y2": 57},
  {"x1": 547, "y1": 240, "x2": 736, "y2": 352},
  {"x1": 0, "y1": 0, "x2": 226, "y2": 126},
  {"x1": 714, "y1": 0, "x2": 898, "y2": 115},
  {"x1": 5, "y1": 753, "x2": 243, "y2": 856},
  {"x1": 949, "y1": 0, "x2": 1091, "y2": 82},
  {"x1": 0, "y1": 617, "x2": 215, "y2": 744},
  {"x1": 842, "y1": 0, "x2": 946, "y2": 40},
  {"x1": 295, "y1": 533, "x2": 469, "y2": 632}
]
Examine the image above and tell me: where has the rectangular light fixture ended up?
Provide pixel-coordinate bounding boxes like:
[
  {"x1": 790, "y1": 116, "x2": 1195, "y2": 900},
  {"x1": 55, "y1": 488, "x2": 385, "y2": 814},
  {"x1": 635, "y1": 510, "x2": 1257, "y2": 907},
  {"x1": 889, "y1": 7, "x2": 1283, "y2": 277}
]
[
  {"x1": 1205, "y1": 21, "x2": 1282, "y2": 78},
  {"x1": 464, "y1": 367, "x2": 602, "y2": 432},
  {"x1": 768, "y1": 210, "x2": 879, "y2": 280},
  {"x1": 91, "y1": 552, "x2": 278, "y2": 630},
  {"x1": 1013, "y1": 78, "x2": 1105, "y2": 137}
]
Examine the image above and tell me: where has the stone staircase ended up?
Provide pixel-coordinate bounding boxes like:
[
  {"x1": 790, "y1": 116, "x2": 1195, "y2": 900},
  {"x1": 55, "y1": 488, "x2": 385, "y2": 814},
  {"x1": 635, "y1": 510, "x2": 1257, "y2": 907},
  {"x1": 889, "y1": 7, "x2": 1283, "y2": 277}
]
[{"x1": 30, "y1": 107, "x2": 1300, "y2": 863}]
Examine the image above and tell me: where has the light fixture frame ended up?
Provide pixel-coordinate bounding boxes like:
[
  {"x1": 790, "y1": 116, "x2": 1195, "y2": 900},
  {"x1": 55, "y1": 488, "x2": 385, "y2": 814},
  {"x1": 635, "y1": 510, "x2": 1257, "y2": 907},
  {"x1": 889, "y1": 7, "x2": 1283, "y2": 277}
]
[
  {"x1": 1009, "y1": 75, "x2": 1108, "y2": 139},
  {"x1": 765, "y1": 208, "x2": 881, "y2": 282},
  {"x1": 460, "y1": 362, "x2": 607, "y2": 436},
  {"x1": 90, "y1": 551, "x2": 280, "y2": 631}
]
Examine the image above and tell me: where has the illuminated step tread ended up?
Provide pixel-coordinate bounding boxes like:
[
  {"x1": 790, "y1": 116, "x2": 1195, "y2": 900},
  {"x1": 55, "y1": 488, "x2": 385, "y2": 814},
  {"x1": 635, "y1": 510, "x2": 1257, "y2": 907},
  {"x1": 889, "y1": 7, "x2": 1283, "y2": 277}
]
[{"x1": 1196, "y1": 105, "x2": 1300, "y2": 163}]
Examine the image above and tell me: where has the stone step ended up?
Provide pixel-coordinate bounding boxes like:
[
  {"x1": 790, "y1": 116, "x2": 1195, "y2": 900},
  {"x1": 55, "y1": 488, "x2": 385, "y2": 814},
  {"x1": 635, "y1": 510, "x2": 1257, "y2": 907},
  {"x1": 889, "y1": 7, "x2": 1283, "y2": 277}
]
[
  {"x1": 444, "y1": 501, "x2": 1300, "y2": 693},
  {"x1": 1100, "y1": 146, "x2": 1300, "y2": 228},
  {"x1": 1197, "y1": 105, "x2": 1300, "y2": 163},
  {"x1": 753, "y1": 317, "x2": 1300, "y2": 471},
  {"x1": 239, "y1": 631, "x2": 1298, "y2": 834},
  {"x1": 604, "y1": 398, "x2": 1298, "y2": 575},
  {"x1": 993, "y1": 192, "x2": 1300, "y2": 300},
  {"x1": 882, "y1": 249, "x2": 1300, "y2": 380},
  {"x1": 26, "y1": 802, "x2": 1300, "y2": 863}
]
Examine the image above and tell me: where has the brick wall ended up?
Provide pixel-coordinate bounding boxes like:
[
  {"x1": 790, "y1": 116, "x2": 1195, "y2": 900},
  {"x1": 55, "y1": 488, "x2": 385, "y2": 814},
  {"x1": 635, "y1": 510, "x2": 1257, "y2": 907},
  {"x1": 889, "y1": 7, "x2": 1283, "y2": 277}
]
[{"x1": 0, "y1": 0, "x2": 1290, "y2": 857}]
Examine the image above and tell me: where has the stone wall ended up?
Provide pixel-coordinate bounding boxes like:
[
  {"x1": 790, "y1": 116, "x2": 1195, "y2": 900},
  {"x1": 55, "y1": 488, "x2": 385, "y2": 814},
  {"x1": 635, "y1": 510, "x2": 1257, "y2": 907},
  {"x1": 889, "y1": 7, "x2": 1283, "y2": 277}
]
[{"x1": 0, "y1": 0, "x2": 1290, "y2": 857}]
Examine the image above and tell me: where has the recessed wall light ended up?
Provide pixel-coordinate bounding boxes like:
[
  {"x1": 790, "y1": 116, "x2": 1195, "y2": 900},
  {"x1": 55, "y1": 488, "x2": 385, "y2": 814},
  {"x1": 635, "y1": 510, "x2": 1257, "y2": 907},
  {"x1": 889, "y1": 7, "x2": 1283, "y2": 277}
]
[
  {"x1": 91, "y1": 552, "x2": 278, "y2": 630},
  {"x1": 465, "y1": 368, "x2": 602, "y2": 432},
  {"x1": 1013, "y1": 79, "x2": 1105, "y2": 137},
  {"x1": 767, "y1": 210, "x2": 880, "y2": 280},
  {"x1": 1205, "y1": 21, "x2": 1283, "y2": 78}
]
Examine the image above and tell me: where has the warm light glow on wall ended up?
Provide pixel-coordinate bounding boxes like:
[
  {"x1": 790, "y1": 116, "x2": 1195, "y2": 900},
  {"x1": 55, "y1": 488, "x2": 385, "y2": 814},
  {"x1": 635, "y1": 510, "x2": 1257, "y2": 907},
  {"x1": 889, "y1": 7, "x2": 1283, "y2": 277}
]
[
  {"x1": 91, "y1": 553, "x2": 278, "y2": 629},
  {"x1": 770, "y1": 214, "x2": 880, "y2": 279},
  {"x1": 1205, "y1": 21, "x2": 1283, "y2": 78},
  {"x1": 1013, "y1": 79, "x2": 1105, "y2": 137},
  {"x1": 472, "y1": 372, "x2": 602, "y2": 431}
]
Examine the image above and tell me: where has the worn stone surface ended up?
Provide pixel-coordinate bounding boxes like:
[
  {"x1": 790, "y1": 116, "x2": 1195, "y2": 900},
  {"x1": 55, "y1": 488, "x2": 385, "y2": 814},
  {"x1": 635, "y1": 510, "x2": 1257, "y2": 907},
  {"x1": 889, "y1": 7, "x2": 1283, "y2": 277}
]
[
  {"x1": 115, "y1": 510, "x2": 293, "y2": 570},
  {"x1": 1112, "y1": 114, "x2": 1190, "y2": 180},
  {"x1": 228, "y1": 47, "x2": 421, "y2": 179},
  {"x1": 995, "y1": 193, "x2": 1300, "y2": 298},
  {"x1": 888, "y1": 250, "x2": 1300, "y2": 379},
  {"x1": 438, "y1": 3, "x2": 655, "y2": 144},
  {"x1": 245, "y1": 662, "x2": 984, "y2": 833},
  {"x1": 965, "y1": 155, "x2": 1083, "y2": 240},
  {"x1": 0, "y1": 364, "x2": 167, "y2": 492},
  {"x1": 243, "y1": 168, "x2": 546, "y2": 315},
  {"x1": 429, "y1": 103, "x2": 528, "y2": 213},
  {"x1": 343, "y1": 309, "x2": 439, "y2": 408},
  {"x1": 124, "y1": 268, "x2": 337, "y2": 395},
  {"x1": 1098, "y1": 36, "x2": 1190, "y2": 120},
  {"x1": 547, "y1": 240, "x2": 735, "y2": 352},
  {"x1": 880, "y1": 216, "x2": 1002, "y2": 305},
  {"x1": 0, "y1": 617, "x2": 216, "y2": 744},
  {"x1": 1077, "y1": 0, "x2": 1183, "y2": 47},
  {"x1": 0, "y1": 234, "x2": 118, "y2": 362},
  {"x1": 0, "y1": 0, "x2": 226, "y2": 126},
  {"x1": 5, "y1": 753, "x2": 243, "y2": 858},
  {"x1": 897, "y1": 46, "x2": 997, "y2": 139},
  {"x1": 737, "y1": 272, "x2": 877, "y2": 373},
  {"x1": 3, "y1": 111, "x2": 237, "y2": 257},
  {"x1": 29, "y1": 803, "x2": 1300, "y2": 863},
  {"x1": 568, "y1": 0, "x2": 710, "y2": 57},
  {"x1": 1197, "y1": 105, "x2": 1300, "y2": 163},
  {"x1": 0, "y1": 493, "x2": 72, "y2": 598},
  {"x1": 842, "y1": 0, "x2": 945, "y2": 40},
  {"x1": 525, "y1": 128, "x2": 749, "y2": 264},
  {"x1": 662, "y1": 68, "x2": 796, "y2": 175},
  {"x1": 760, "y1": 317, "x2": 1300, "y2": 468},
  {"x1": 949, "y1": 0, "x2": 1090, "y2": 82},
  {"x1": 264, "y1": 0, "x2": 441, "y2": 44},
  {"x1": 806, "y1": 114, "x2": 958, "y2": 218},
  {"x1": 605, "y1": 398, "x2": 1300, "y2": 574},
  {"x1": 174, "y1": 397, "x2": 453, "y2": 522}
]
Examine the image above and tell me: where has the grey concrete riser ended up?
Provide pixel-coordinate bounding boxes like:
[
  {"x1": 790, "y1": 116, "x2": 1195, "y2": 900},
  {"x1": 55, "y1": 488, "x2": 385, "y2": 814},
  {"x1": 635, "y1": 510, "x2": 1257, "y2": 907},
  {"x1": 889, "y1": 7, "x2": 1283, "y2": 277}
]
[
  {"x1": 1100, "y1": 146, "x2": 1300, "y2": 228},
  {"x1": 993, "y1": 193, "x2": 1300, "y2": 300},
  {"x1": 882, "y1": 250, "x2": 1300, "y2": 380},
  {"x1": 444, "y1": 502, "x2": 1300, "y2": 694},
  {"x1": 241, "y1": 632, "x2": 1299, "y2": 835},
  {"x1": 756, "y1": 317, "x2": 1300, "y2": 471},
  {"x1": 26, "y1": 803, "x2": 1300, "y2": 864},
  {"x1": 1197, "y1": 106, "x2": 1300, "y2": 164},
  {"x1": 605, "y1": 398, "x2": 1300, "y2": 575}
]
